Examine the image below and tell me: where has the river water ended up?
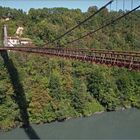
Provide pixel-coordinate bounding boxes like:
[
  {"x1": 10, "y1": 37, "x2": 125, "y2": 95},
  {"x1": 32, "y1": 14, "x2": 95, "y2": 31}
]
[{"x1": 0, "y1": 108, "x2": 140, "y2": 139}]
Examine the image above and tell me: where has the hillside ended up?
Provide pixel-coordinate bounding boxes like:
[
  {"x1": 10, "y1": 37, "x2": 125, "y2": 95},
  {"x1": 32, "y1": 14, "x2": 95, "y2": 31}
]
[{"x1": 0, "y1": 6, "x2": 140, "y2": 130}]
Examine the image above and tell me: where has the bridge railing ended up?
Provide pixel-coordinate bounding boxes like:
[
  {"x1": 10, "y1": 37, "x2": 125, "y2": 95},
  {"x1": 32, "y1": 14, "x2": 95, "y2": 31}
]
[{"x1": 0, "y1": 47, "x2": 140, "y2": 70}]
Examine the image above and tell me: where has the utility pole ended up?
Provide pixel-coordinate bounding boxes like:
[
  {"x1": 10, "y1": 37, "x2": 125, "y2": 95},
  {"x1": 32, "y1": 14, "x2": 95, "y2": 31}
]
[{"x1": 3, "y1": 25, "x2": 8, "y2": 47}]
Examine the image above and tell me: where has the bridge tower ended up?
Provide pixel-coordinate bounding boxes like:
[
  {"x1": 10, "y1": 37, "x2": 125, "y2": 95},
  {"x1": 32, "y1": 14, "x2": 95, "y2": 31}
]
[{"x1": 3, "y1": 25, "x2": 8, "y2": 47}]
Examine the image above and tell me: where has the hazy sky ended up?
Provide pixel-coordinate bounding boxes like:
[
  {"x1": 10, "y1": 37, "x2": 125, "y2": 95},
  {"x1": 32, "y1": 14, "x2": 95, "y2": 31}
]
[{"x1": 0, "y1": 0, "x2": 140, "y2": 12}]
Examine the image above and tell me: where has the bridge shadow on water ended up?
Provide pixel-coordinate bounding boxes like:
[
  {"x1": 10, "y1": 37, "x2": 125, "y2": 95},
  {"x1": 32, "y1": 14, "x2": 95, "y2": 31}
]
[{"x1": 0, "y1": 51, "x2": 40, "y2": 139}]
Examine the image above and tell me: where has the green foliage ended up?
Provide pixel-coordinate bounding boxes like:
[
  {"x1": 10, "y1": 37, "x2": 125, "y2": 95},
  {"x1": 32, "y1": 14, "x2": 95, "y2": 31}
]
[
  {"x1": 48, "y1": 73, "x2": 62, "y2": 99},
  {"x1": 70, "y1": 79, "x2": 88, "y2": 114},
  {"x1": 83, "y1": 99, "x2": 104, "y2": 116},
  {"x1": 0, "y1": 6, "x2": 140, "y2": 131},
  {"x1": 87, "y1": 68, "x2": 120, "y2": 111}
]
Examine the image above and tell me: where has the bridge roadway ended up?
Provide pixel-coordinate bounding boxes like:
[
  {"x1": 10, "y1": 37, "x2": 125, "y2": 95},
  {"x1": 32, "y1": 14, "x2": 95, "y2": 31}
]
[{"x1": 0, "y1": 47, "x2": 140, "y2": 70}]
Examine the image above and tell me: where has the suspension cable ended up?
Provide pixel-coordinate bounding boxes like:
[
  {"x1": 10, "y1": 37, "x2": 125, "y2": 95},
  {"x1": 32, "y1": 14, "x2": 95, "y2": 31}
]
[
  {"x1": 123, "y1": 0, "x2": 125, "y2": 11},
  {"x1": 131, "y1": 0, "x2": 134, "y2": 48},
  {"x1": 110, "y1": 1, "x2": 112, "y2": 11},
  {"x1": 116, "y1": 0, "x2": 118, "y2": 11},
  {"x1": 65, "y1": 5, "x2": 140, "y2": 45},
  {"x1": 122, "y1": 0, "x2": 125, "y2": 50},
  {"x1": 46, "y1": 0, "x2": 114, "y2": 46},
  {"x1": 131, "y1": 0, "x2": 133, "y2": 10}
]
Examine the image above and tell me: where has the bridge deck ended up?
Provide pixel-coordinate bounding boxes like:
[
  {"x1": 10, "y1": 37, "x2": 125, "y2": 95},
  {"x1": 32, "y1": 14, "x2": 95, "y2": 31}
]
[{"x1": 0, "y1": 47, "x2": 140, "y2": 70}]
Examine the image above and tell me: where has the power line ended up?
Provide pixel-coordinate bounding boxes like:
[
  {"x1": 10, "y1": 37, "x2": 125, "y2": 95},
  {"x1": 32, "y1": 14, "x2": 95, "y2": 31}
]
[
  {"x1": 65, "y1": 5, "x2": 140, "y2": 45},
  {"x1": 47, "y1": 0, "x2": 114, "y2": 46}
]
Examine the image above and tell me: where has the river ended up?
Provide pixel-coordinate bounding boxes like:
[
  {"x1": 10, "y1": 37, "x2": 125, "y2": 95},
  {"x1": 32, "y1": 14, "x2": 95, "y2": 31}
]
[{"x1": 0, "y1": 108, "x2": 140, "y2": 139}]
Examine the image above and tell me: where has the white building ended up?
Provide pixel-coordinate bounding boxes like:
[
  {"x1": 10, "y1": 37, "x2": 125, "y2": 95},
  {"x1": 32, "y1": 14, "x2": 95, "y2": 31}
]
[
  {"x1": 7, "y1": 37, "x2": 20, "y2": 47},
  {"x1": 7, "y1": 37, "x2": 32, "y2": 47},
  {"x1": 20, "y1": 38, "x2": 32, "y2": 45}
]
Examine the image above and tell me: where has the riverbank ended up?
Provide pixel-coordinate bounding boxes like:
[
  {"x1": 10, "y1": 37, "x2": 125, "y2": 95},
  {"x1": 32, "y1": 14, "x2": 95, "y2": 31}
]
[
  {"x1": 0, "y1": 108, "x2": 140, "y2": 139},
  {"x1": 0, "y1": 106, "x2": 134, "y2": 132},
  {"x1": 0, "y1": 108, "x2": 105, "y2": 132}
]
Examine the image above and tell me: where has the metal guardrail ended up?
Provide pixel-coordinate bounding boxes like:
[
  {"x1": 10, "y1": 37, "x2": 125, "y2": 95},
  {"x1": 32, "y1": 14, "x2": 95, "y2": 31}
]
[{"x1": 0, "y1": 47, "x2": 140, "y2": 70}]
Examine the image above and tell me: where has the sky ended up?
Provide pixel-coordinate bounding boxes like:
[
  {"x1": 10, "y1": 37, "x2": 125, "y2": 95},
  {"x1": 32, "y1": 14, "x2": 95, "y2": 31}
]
[{"x1": 0, "y1": 0, "x2": 140, "y2": 12}]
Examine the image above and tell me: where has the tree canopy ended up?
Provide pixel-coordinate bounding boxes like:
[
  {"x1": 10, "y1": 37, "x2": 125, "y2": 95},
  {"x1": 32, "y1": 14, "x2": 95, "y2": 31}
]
[{"x1": 0, "y1": 6, "x2": 140, "y2": 131}]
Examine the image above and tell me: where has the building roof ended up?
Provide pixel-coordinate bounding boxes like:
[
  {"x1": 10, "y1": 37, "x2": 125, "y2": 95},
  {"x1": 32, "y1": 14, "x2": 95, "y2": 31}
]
[
  {"x1": 7, "y1": 36, "x2": 19, "y2": 40},
  {"x1": 7, "y1": 37, "x2": 32, "y2": 42}
]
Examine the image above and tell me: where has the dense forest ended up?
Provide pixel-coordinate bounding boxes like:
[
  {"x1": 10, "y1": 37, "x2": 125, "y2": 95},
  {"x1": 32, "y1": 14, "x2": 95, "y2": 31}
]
[{"x1": 0, "y1": 6, "x2": 140, "y2": 131}]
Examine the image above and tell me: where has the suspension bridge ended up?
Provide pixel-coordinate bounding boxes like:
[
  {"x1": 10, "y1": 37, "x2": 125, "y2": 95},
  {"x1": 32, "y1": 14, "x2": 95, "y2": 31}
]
[{"x1": 0, "y1": 0, "x2": 140, "y2": 71}]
